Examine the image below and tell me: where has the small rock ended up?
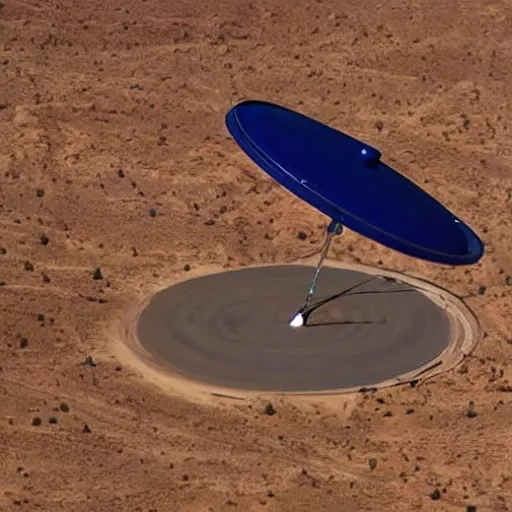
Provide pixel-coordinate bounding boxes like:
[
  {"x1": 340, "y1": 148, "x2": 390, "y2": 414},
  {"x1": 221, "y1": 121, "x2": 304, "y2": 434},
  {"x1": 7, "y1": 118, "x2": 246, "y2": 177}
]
[
  {"x1": 19, "y1": 337, "x2": 28, "y2": 349},
  {"x1": 466, "y1": 401, "x2": 478, "y2": 418},
  {"x1": 48, "y1": 416, "x2": 58, "y2": 424},
  {"x1": 149, "y1": 208, "x2": 157, "y2": 217},
  {"x1": 375, "y1": 120, "x2": 384, "y2": 132},
  {"x1": 0, "y1": 247, "x2": 6, "y2": 255},
  {"x1": 42, "y1": 274, "x2": 50, "y2": 283},
  {"x1": 36, "y1": 188, "x2": 45, "y2": 198},
  {"x1": 32, "y1": 417, "x2": 42, "y2": 427},
  {"x1": 466, "y1": 506, "x2": 477, "y2": 512},
  {"x1": 459, "y1": 364, "x2": 468, "y2": 374},
  {"x1": 59, "y1": 402, "x2": 69, "y2": 412},
  {"x1": 267, "y1": 491, "x2": 275, "y2": 498},
  {"x1": 84, "y1": 355, "x2": 97, "y2": 367},
  {"x1": 368, "y1": 458, "x2": 377, "y2": 471},
  {"x1": 24, "y1": 261, "x2": 34, "y2": 272},
  {"x1": 184, "y1": 264, "x2": 191, "y2": 271},
  {"x1": 477, "y1": 285, "x2": 486, "y2": 295},
  {"x1": 297, "y1": 231, "x2": 307, "y2": 241},
  {"x1": 117, "y1": 169, "x2": 125, "y2": 178},
  {"x1": 430, "y1": 489, "x2": 441, "y2": 500},
  {"x1": 82, "y1": 423, "x2": 91, "y2": 433},
  {"x1": 92, "y1": 268, "x2": 103, "y2": 280},
  {"x1": 263, "y1": 403, "x2": 276, "y2": 416},
  {"x1": 40, "y1": 234, "x2": 49, "y2": 245}
]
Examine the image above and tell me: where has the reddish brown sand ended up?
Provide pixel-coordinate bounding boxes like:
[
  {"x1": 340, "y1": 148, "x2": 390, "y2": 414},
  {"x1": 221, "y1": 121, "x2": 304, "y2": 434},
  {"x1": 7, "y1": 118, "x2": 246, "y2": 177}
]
[{"x1": 1, "y1": 0, "x2": 511, "y2": 511}]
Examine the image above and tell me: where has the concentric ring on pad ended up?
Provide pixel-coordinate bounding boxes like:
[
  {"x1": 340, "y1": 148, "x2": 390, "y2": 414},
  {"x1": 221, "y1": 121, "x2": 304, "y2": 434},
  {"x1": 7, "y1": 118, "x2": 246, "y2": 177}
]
[{"x1": 132, "y1": 264, "x2": 479, "y2": 394}]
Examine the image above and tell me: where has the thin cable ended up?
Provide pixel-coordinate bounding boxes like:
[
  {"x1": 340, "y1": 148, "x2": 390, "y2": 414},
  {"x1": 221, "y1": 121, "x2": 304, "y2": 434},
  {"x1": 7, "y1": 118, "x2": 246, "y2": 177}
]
[
  {"x1": 290, "y1": 221, "x2": 342, "y2": 327},
  {"x1": 302, "y1": 228, "x2": 335, "y2": 312}
]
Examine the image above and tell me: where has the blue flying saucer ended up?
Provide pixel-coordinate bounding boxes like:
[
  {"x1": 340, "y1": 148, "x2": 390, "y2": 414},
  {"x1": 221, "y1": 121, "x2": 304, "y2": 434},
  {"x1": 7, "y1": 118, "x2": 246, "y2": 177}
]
[{"x1": 225, "y1": 100, "x2": 484, "y2": 266}]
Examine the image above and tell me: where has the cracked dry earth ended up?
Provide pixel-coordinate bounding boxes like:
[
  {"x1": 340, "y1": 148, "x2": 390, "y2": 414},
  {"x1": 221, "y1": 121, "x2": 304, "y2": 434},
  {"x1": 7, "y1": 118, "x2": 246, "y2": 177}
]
[{"x1": 0, "y1": 0, "x2": 512, "y2": 511}]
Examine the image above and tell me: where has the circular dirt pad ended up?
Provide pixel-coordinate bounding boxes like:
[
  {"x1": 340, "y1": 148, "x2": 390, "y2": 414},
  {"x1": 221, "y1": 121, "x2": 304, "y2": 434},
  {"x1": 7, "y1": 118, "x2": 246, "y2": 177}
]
[{"x1": 134, "y1": 265, "x2": 468, "y2": 393}]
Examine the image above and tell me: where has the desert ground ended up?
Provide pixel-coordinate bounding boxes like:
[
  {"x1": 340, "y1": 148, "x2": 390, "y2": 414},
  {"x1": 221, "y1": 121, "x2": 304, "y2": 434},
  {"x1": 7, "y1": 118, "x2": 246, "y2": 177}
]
[{"x1": 1, "y1": 0, "x2": 511, "y2": 510}]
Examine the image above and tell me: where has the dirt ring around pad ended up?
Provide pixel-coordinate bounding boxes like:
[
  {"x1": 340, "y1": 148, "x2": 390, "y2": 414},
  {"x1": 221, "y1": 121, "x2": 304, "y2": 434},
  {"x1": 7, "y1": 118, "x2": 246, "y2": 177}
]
[{"x1": 115, "y1": 259, "x2": 480, "y2": 398}]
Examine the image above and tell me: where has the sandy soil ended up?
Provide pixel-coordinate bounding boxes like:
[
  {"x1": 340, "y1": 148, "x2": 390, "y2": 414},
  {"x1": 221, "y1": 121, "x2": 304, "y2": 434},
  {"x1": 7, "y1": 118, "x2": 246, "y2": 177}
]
[{"x1": 1, "y1": 0, "x2": 511, "y2": 510}]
